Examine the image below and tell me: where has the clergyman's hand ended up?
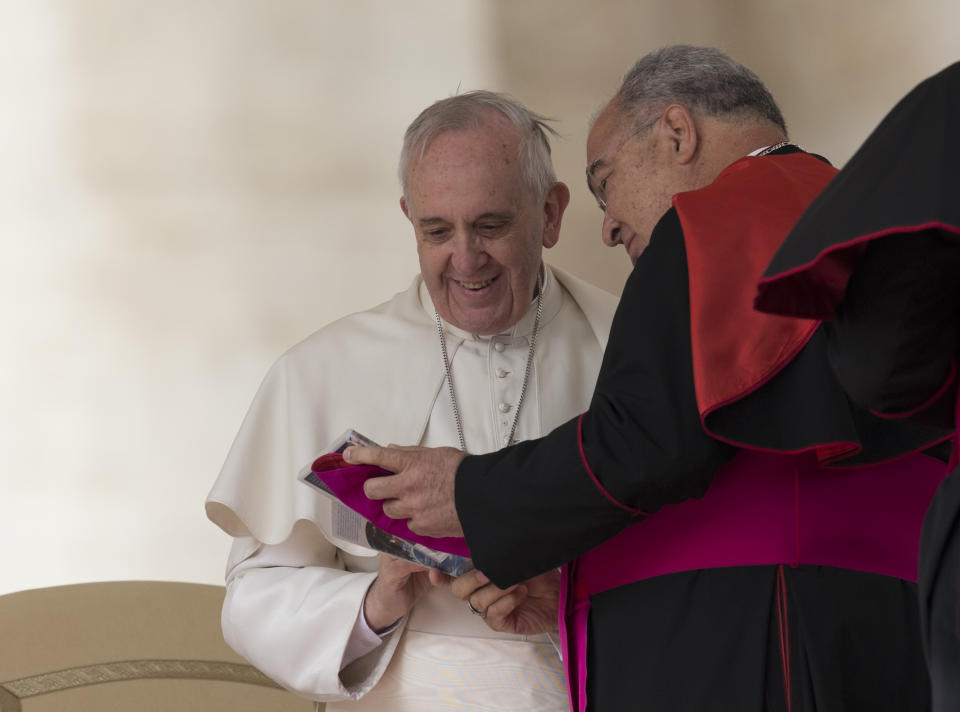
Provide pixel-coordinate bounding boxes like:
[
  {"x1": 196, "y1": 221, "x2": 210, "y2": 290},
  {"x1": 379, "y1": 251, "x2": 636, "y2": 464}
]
[
  {"x1": 451, "y1": 568, "x2": 560, "y2": 636},
  {"x1": 344, "y1": 445, "x2": 466, "y2": 538}
]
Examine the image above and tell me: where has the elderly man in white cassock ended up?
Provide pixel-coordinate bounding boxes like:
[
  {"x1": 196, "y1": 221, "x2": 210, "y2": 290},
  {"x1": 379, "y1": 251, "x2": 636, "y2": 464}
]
[{"x1": 205, "y1": 90, "x2": 617, "y2": 711}]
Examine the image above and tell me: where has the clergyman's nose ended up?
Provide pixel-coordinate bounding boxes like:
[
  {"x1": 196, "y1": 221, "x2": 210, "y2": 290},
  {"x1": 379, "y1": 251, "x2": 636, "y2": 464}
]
[{"x1": 601, "y1": 214, "x2": 622, "y2": 247}]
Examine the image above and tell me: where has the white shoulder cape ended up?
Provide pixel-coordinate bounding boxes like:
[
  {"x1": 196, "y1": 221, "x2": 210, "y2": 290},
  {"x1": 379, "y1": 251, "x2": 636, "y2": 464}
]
[{"x1": 205, "y1": 265, "x2": 617, "y2": 550}]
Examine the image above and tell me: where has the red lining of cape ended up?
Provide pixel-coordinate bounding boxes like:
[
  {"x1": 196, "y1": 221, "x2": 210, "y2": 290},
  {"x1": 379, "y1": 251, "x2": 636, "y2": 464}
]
[
  {"x1": 755, "y1": 222, "x2": 960, "y2": 320},
  {"x1": 674, "y1": 153, "x2": 837, "y2": 461}
]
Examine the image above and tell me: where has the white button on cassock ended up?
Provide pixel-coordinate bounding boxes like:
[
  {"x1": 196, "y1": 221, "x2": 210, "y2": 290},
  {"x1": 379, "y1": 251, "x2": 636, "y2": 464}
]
[
  {"x1": 498, "y1": 402, "x2": 512, "y2": 413},
  {"x1": 496, "y1": 368, "x2": 509, "y2": 378},
  {"x1": 494, "y1": 342, "x2": 505, "y2": 352}
]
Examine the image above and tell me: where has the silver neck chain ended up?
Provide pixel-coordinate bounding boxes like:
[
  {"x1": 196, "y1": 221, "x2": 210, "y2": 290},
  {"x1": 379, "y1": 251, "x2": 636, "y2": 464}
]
[
  {"x1": 757, "y1": 141, "x2": 794, "y2": 157},
  {"x1": 433, "y1": 270, "x2": 544, "y2": 453}
]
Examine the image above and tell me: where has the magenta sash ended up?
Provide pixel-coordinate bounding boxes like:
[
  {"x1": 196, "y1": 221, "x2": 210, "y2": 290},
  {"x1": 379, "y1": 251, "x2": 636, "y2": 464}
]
[{"x1": 558, "y1": 449, "x2": 948, "y2": 712}]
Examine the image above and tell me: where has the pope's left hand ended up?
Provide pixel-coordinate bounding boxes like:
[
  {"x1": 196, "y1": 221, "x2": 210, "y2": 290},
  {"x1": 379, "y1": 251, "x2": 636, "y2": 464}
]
[{"x1": 344, "y1": 444, "x2": 466, "y2": 538}]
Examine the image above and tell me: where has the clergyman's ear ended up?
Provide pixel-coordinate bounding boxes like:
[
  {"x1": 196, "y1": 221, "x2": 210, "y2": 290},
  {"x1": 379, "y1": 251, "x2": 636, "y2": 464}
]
[{"x1": 662, "y1": 104, "x2": 698, "y2": 164}]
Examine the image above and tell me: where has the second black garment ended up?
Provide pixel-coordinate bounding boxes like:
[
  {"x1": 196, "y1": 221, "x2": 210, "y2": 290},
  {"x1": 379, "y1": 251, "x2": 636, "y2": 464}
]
[{"x1": 756, "y1": 61, "x2": 960, "y2": 712}]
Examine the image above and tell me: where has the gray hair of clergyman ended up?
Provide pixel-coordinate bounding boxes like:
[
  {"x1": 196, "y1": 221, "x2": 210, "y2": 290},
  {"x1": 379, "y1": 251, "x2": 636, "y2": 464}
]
[
  {"x1": 399, "y1": 90, "x2": 558, "y2": 202},
  {"x1": 615, "y1": 45, "x2": 788, "y2": 136}
]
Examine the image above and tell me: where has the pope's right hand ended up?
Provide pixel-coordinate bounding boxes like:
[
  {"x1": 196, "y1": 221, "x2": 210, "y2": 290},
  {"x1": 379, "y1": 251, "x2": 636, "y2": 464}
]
[{"x1": 362, "y1": 554, "x2": 448, "y2": 632}]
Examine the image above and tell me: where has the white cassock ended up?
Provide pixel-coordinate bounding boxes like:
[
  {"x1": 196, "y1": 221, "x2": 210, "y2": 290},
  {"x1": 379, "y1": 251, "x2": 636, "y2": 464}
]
[{"x1": 205, "y1": 264, "x2": 616, "y2": 711}]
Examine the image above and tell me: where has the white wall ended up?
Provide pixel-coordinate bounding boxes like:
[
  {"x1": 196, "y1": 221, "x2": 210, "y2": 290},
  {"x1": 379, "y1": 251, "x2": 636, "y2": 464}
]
[
  {"x1": 0, "y1": 0, "x2": 496, "y2": 594},
  {"x1": 1, "y1": 0, "x2": 957, "y2": 595}
]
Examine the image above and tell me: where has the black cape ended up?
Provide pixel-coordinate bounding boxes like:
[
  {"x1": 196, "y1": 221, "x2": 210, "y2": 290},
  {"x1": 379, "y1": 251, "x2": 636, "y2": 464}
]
[{"x1": 756, "y1": 60, "x2": 960, "y2": 321}]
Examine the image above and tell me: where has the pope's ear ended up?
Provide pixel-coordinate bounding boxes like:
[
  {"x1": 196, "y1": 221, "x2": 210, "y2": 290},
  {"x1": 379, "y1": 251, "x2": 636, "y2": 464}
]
[
  {"x1": 541, "y1": 182, "x2": 570, "y2": 249},
  {"x1": 400, "y1": 196, "x2": 411, "y2": 221}
]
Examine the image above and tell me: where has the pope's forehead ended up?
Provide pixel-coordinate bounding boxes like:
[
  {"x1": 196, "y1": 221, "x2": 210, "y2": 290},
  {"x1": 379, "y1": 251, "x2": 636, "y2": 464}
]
[
  {"x1": 418, "y1": 122, "x2": 520, "y2": 169},
  {"x1": 406, "y1": 129, "x2": 527, "y2": 199}
]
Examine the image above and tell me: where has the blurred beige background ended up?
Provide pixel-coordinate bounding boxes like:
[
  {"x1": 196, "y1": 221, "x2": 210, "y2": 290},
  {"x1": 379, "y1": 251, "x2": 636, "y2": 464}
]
[{"x1": 1, "y1": 0, "x2": 957, "y2": 595}]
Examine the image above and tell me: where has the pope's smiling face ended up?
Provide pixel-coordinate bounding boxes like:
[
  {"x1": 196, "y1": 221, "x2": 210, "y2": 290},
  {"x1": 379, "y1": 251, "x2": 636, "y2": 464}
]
[{"x1": 401, "y1": 113, "x2": 556, "y2": 336}]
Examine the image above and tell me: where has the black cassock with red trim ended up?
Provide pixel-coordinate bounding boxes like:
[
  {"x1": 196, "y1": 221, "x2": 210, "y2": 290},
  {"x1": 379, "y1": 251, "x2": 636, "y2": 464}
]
[{"x1": 454, "y1": 144, "x2": 948, "y2": 710}]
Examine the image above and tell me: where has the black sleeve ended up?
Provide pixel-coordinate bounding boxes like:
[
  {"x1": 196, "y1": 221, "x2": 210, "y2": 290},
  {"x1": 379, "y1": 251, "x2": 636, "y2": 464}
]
[
  {"x1": 827, "y1": 230, "x2": 960, "y2": 428},
  {"x1": 455, "y1": 210, "x2": 735, "y2": 587}
]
